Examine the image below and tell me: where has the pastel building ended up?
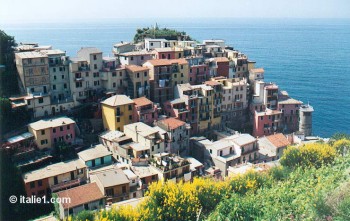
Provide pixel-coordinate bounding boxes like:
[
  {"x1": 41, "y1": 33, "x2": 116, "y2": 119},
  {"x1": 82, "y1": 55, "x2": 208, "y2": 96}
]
[
  {"x1": 145, "y1": 38, "x2": 170, "y2": 51},
  {"x1": 191, "y1": 133, "x2": 259, "y2": 176},
  {"x1": 28, "y1": 116, "x2": 76, "y2": 150},
  {"x1": 155, "y1": 117, "x2": 190, "y2": 155},
  {"x1": 186, "y1": 57, "x2": 210, "y2": 85},
  {"x1": 69, "y1": 47, "x2": 104, "y2": 103},
  {"x1": 101, "y1": 95, "x2": 135, "y2": 131},
  {"x1": 90, "y1": 168, "x2": 130, "y2": 203},
  {"x1": 152, "y1": 47, "x2": 184, "y2": 59},
  {"x1": 100, "y1": 65, "x2": 128, "y2": 95},
  {"x1": 15, "y1": 51, "x2": 50, "y2": 95},
  {"x1": 208, "y1": 57, "x2": 230, "y2": 78},
  {"x1": 207, "y1": 77, "x2": 249, "y2": 129},
  {"x1": 278, "y1": 91, "x2": 303, "y2": 133},
  {"x1": 125, "y1": 65, "x2": 150, "y2": 99},
  {"x1": 22, "y1": 159, "x2": 87, "y2": 197},
  {"x1": 251, "y1": 81, "x2": 282, "y2": 137},
  {"x1": 143, "y1": 59, "x2": 174, "y2": 104},
  {"x1": 40, "y1": 49, "x2": 71, "y2": 104},
  {"x1": 118, "y1": 51, "x2": 153, "y2": 66},
  {"x1": 78, "y1": 144, "x2": 113, "y2": 168},
  {"x1": 124, "y1": 122, "x2": 166, "y2": 156},
  {"x1": 258, "y1": 133, "x2": 291, "y2": 162},
  {"x1": 56, "y1": 182, "x2": 105, "y2": 220},
  {"x1": 133, "y1": 97, "x2": 159, "y2": 125}
]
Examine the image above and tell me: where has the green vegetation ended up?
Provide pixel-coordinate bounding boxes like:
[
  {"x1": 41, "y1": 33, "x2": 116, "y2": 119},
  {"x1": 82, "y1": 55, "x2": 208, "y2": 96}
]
[
  {"x1": 0, "y1": 30, "x2": 29, "y2": 137},
  {"x1": 69, "y1": 136, "x2": 350, "y2": 221},
  {"x1": 0, "y1": 30, "x2": 19, "y2": 97},
  {"x1": 133, "y1": 25, "x2": 193, "y2": 43}
]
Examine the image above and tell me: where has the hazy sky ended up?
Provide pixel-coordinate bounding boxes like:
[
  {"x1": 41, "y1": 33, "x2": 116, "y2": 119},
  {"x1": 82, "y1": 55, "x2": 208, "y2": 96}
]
[{"x1": 1, "y1": 0, "x2": 349, "y2": 23}]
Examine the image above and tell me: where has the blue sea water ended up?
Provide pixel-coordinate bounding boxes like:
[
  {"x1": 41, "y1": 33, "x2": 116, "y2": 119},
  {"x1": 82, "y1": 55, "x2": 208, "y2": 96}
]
[{"x1": 2, "y1": 18, "x2": 350, "y2": 137}]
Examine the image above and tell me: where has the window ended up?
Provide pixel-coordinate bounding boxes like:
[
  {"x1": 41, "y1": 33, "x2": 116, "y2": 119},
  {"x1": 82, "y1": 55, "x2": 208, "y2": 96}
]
[
  {"x1": 119, "y1": 72, "x2": 122, "y2": 77},
  {"x1": 41, "y1": 130, "x2": 45, "y2": 135},
  {"x1": 130, "y1": 56, "x2": 134, "y2": 61},
  {"x1": 53, "y1": 128, "x2": 56, "y2": 133},
  {"x1": 86, "y1": 72, "x2": 89, "y2": 77},
  {"x1": 93, "y1": 55, "x2": 97, "y2": 60},
  {"x1": 94, "y1": 64, "x2": 97, "y2": 69},
  {"x1": 129, "y1": 115, "x2": 132, "y2": 120},
  {"x1": 141, "y1": 56, "x2": 144, "y2": 60},
  {"x1": 67, "y1": 125, "x2": 70, "y2": 130},
  {"x1": 52, "y1": 85, "x2": 56, "y2": 90},
  {"x1": 62, "y1": 75, "x2": 64, "y2": 79},
  {"x1": 40, "y1": 139, "x2": 47, "y2": 145},
  {"x1": 117, "y1": 117, "x2": 120, "y2": 122},
  {"x1": 128, "y1": 105, "x2": 132, "y2": 110},
  {"x1": 53, "y1": 68, "x2": 56, "y2": 73},
  {"x1": 30, "y1": 182, "x2": 35, "y2": 189},
  {"x1": 38, "y1": 98, "x2": 44, "y2": 103},
  {"x1": 38, "y1": 180, "x2": 42, "y2": 187},
  {"x1": 112, "y1": 72, "x2": 116, "y2": 77},
  {"x1": 113, "y1": 82, "x2": 116, "y2": 88},
  {"x1": 60, "y1": 126, "x2": 63, "y2": 131},
  {"x1": 137, "y1": 73, "x2": 140, "y2": 78},
  {"x1": 64, "y1": 83, "x2": 67, "y2": 89},
  {"x1": 144, "y1": 72, "x2": 147, "y2": 77}
]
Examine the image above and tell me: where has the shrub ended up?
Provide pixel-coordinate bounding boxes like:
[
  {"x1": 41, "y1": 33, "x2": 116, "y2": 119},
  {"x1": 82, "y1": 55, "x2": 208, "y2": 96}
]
[
  {"x1": 332, "y1": 139, "x2": 350, "y2": 155},
  {"x1": 73, "y1": 210, "x2": 95, "y2": 221},
  {"x1": 280, "y1": 143, "x2": 336, "y2": 168}
]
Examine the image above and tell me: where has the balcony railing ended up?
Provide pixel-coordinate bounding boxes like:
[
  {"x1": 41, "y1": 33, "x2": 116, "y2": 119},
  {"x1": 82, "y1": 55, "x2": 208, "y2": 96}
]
[{"x1": 50, "y1": 178, "x2": 82, "y2": 192}]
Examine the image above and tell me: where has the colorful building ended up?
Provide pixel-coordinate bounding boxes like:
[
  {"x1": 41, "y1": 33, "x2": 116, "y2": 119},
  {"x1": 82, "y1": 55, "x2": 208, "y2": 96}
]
[
  {"x1": 22, "y1": 159, "x2": 87, "y2": 197},
  {"x1": 101, "y1": 95, "x2": 135, "y2": 131},
  {"x1": 155, "y1": 117, "x2": 190, "y2": 155},
  {"x1": 125, "y1": 65, "x2": 150, "y2": 99},
  {"x1": 28, "y1": 116, "x2": 76, "y2": 150},
  {"x1": 133, "y1": 97, "x2": 159, "y2": 125}
]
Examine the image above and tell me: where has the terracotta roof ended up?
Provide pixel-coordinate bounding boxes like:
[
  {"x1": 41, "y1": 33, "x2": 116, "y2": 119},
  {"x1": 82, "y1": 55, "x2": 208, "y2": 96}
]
[
  {"x1": 101, "y1": 95, "x2": 134, "y2": 107},
  {"x1": 160, "y1": 118, "x2": 186, "y2": 130},
  {"x1": 250, "y1": 68, "x2": 265, "y2": 73},
  {"x1": 213, "y1": 57, "x2": 229, "y2": 62},
  {"x1": 56, "y1": 183, "x2": 104, "y2": 209},
  {"x1": 266, "y1": 133, "x2": 291, "y2": 148},
  {"x1": 133, "y1": 97, "x2": 153, "y2": 107},
  {"x1": 126, "y1": 65, "x2": 149, "y2": 72},
  {"x1": 144, "y1": 59, "x2": 172, "y2": 66},
  {"x1": 170, "y1": 58, "x2": 188, "y2": 65}
]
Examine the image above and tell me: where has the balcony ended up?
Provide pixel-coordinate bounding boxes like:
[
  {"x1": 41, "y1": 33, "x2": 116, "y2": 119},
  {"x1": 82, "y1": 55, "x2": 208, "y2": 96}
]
[
  {"x1": 79, "y1": 66, "x2": 90, "y2": 71},
  {"x1": 74, "y1": 77, "x2": 84, "y2": 82},
  {"x1": 50, "y1": 178, "x2": 83, "y2": 192}
]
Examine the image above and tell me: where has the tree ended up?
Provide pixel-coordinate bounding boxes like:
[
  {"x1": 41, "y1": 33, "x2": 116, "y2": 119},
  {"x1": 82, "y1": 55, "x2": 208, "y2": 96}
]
[{"x1": 0, "y1": 30, "x2": 19, "y2": 97}]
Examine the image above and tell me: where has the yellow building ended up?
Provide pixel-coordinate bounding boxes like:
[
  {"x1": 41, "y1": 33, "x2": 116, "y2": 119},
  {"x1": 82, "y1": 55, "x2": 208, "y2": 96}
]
[
  {"x1": 28, "y1": 121, "x2": 52, "y2": 150},
  {"x1": 171, "y1": 59, "x2": 189, "y2": 86},
  {"x1": 192, "y1": 84, "x2": 222, "y2": 133},
  {"x1": 101, "y1": 95, "x2": 135, "y2": 131}
]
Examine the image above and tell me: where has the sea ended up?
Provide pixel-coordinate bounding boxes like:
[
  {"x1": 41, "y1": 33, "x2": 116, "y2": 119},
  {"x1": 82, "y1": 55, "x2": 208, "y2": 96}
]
[{"x1": 2, "y1": 18, "x2": 350, "y2": 138}]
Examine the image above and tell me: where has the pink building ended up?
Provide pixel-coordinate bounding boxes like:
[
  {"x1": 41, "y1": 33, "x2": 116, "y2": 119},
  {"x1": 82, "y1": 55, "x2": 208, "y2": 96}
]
[
  {"x1": 51, "y1": 118, "x2": 76, "y2": 144},
  {"x1": 133, "y1": 97, "x2": 159, "y2": 126},
  {"x1": 253, "y1": 109, "x2": 282, "y2": 137},
  {"x1": 278, "y1": 91, "x2": 303, "y2": 133},
  {"x1": 251, "y1": 81, "x2": 282, "y2": 137},
  {"x1": 28, "y1": 116, "x2": 76, "y2": 149}
]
